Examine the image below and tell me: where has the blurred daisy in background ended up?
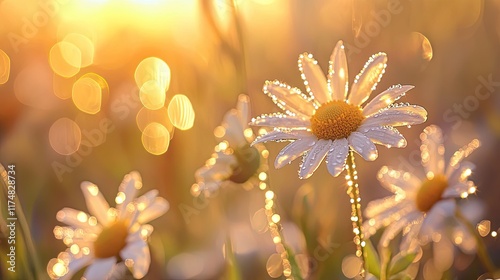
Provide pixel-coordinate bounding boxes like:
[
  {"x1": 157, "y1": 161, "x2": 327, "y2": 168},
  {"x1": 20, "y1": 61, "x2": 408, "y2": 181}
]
[
  {"x1": 364, "y1": 125, "x2": 480, "y2": 252},
  {"x1": 251, "y1": 40, "x2": 427, "y2": 179},
  {"x1": 47, "y1": 171, "x2": 169, "y2": 280},
  {"x1": 192, "y1": 94, "x2": 268, "y2": 197}
]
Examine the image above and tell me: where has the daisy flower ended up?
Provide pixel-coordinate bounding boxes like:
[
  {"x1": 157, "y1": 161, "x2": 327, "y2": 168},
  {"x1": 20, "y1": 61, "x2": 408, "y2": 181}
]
[
  {"x1": 47, "y1": 171, "x2": 169, "y2": 280},
  {"x1": 364, "y1": 125, "x2": 480, "y2": 251},
  {"x1": 192, "y1": 94, "x2": 267, "y2": 196},
  {"x1": 251, "y1": 40, "x2": 427, "y2": 179}
]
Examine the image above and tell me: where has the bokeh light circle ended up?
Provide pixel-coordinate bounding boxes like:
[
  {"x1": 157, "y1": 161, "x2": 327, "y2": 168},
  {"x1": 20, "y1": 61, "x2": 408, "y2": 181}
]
[
  {"x1": 168, "y1": 94, "x2": 195, "y2": 130},
  {"x1": 49, "y1": 117, "x2": 82, "y2": 155},
  {"x1": 141, "y1": 122, "x2": 170, "y2": 155}
]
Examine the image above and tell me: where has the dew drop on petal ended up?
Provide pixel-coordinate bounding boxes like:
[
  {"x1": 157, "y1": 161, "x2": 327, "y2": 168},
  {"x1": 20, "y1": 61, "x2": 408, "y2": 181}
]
[
  {"x1": 49, "y1": 118, "x2": 82, "y2": 155},
  {"x1": 49, "y1": 42, "x2": 82, "y2": 78},
  {"x1": 134, "y1": 57, "x2": 171, "y2": 91},
  {"x1": 168, "y1": 94, "x2": 195, "y2": 130},
  {"x1": 0, "y1": 49, "x2": 10, "y2": 84},
  {"x1": 266, "y1": 253, "x2": 283, "y2": 278},
  {"x1": 141, "y1": 122, "x2": 170, "y2": 155},
  {"x1": 47, "y1": 258, "x2": 68, "y2": 278}
]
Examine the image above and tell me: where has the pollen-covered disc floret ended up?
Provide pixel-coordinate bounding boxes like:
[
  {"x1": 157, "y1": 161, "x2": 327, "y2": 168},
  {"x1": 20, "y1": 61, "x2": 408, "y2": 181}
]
[
  {"x1": 47, "y1": 171, "x2": 169, "y2": 280},
  {"x1": 415, "y1": 174, "x2": 448, "y2": 213},
  {"x1": 93, "y1": 220, "x2": 130, "y2": 259},
  {"x1": 364, "y1": 125, "x2": 480, "y2": 252},
  {"x1": 251, "y1": 40, "x2": 427, "y2": 179},
  {"x1": 311, "y1": 101, "x2": 364, "y2": 140}
]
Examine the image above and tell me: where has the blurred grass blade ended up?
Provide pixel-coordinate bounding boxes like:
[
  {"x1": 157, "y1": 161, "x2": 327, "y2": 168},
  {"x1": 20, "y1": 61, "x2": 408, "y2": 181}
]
[
  {"x1": 387, "y1": 250, "x2": 417, "y2": 277},
  {"x1": 364, "y1": 238, "x2": 381, "y2": 278},
  {"x1": 224, "y1": 237, "x2": 242, "y2": 280}
]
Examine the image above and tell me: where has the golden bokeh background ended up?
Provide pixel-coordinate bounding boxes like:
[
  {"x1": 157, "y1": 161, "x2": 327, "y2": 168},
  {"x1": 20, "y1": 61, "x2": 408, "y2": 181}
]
[{"x1": 0, "y1": 0, "x2": 499, "y2": 279}]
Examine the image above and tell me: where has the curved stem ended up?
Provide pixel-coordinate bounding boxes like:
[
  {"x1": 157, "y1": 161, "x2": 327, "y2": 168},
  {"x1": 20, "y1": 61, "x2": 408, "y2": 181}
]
[
  {"x1": 345, "y1": 149, "x2": 366, "y2": 277},
  {"x1": 455, "y1": 206, "x2": 498, "y2": 277}
]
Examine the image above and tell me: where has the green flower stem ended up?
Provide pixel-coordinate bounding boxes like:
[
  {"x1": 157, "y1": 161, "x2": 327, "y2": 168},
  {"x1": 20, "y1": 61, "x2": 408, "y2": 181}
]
[
  {"x1": 455, "y1": 206, "x2": 498, "y2": 277},
  {"x1": 345, "y1": 150, "x2": 366, "y2": 277}
]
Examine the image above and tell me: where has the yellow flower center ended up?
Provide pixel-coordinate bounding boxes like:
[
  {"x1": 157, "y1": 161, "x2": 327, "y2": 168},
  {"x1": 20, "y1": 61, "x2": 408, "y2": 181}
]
[
  {"x1": 93, "y1": 220, "x2": 129, "y2": 259},
  {"x1": 415, "y1": 174, "x2": 449, "y2": 212},
  {"x1": 229, "y1": 144, "x2": 261, "y2": 184},
  {"x1": 310, "y1": 101, "x2": 365, "y2": 140}
]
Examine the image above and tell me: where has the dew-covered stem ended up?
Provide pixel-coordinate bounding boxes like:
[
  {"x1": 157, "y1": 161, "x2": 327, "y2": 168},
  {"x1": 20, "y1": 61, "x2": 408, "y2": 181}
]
[{"x1": 345, "y1": 149, "x2": 366, "y2": 277}]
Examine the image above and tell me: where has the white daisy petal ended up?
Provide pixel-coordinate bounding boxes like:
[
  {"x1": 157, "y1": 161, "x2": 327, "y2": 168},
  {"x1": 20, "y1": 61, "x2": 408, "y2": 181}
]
[
  {"x1": 420, "y1": 125, "x2": 445, "y2": 178},
  {"x1": 360, "y1": 105, "x2": 427, "y2": 128},
  {"x1": 236, "y1": 94, "x2": 250, "y2": 129},
  {"x1": 380, "y1": 211, "x2": 422, "y2": 247},
  {"x1": 325, "y1": 138, "x2": 349, "y2": 177},
  {"x1": 400, "y1": 217, "x2": 424, "y2": 251},
  {"x1": 137, "y1": 197, "x2": 169, "y2": 224},
  {"x1": 56, "y1": 208, "x2": 101, "y2": 234},
  {"x1": 348, "y1": 132, "x2": 378, "y2": 161},
  {"x1": 59, "y1": 255, "x2": 93, "y2": 280},
  {"x1": 195, "y1": 160, "x2": 234, "y2": 183},
  {"x1": 377, "y1": 166, "x2": 422, "y2": 193},
  {"x1": 362, "y1": 126, "x2": 407, "y2": 148},
  {"x1": 446, "y1": 139, "x2": 481, "y2": 175},
  {"x1": 136, "y1": 190, "x2": 159, "y2": 208},
  {"x1": 121, "y1": 239, "x2": 151, "y2": 279},
  {"x1": 447, "y1": 161, "x2": 476, "y2": 185},
  {"x1": 442, "y1": 181, "x2": 473, "y2": 198},
  {"x1": 365, "y1": 197, "x2": 409, "y2": 220},
  {"x1": 263, "y1": 80, "x2": 315, "y2": 117},
  {"x1": 298, "y1": 52, "x2": 330, "y2": 104},
  {"x1": 83, "y1": 257, "x2": 116, "y2": 280},
  {"x1": 298, "y1": 139, "x2": 331, "y2": 179},
  {"x1": 275, "y1": 137, "x2": 317, "y2": 169},
  {"x1": 250, "y1": 113, "x2": 310, "y2": 128},
  {"x1": 362, "y1": 85, "x2": 414, "y2": 116},
  {"x1": 117, "y1": 171, "x2": 142, "y2": 219},
  {"x1": 252, "y1": 129, "x2": 310, "y2": 145},
  {"x1": 223, "y1": 109, "x2": 247, "y2": 148},
  {"x1": 328, "y1": 40, "x2": 349, "y2": 101},
  {"x1": 348, "y1": 52, "x2": 387, "y2": 106},
  {"x1": 81, "y1": 182, "x2": 111, "y2": 227},
  {"x1": 364, "y1": 202, "x2": 415, "y2": 238},
  {"x1": 419, "y1": 200, "x2": 456, "y2": 239}
]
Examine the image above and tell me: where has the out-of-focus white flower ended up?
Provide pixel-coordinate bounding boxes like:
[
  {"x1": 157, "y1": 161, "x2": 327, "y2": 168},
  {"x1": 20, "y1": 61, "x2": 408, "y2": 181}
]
[
  {"x1": 251, "y1": 40, "x2": 427, "y2": 179},
  {"x1": 364, "y1": 125, "x2": 480, "y2": 251},
  {"x1": 47, "y1": 171, "x2": 169, "y2": 280},
  {"x1": 192, "y1": 94, "x2": 267, "y2": 196}
]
